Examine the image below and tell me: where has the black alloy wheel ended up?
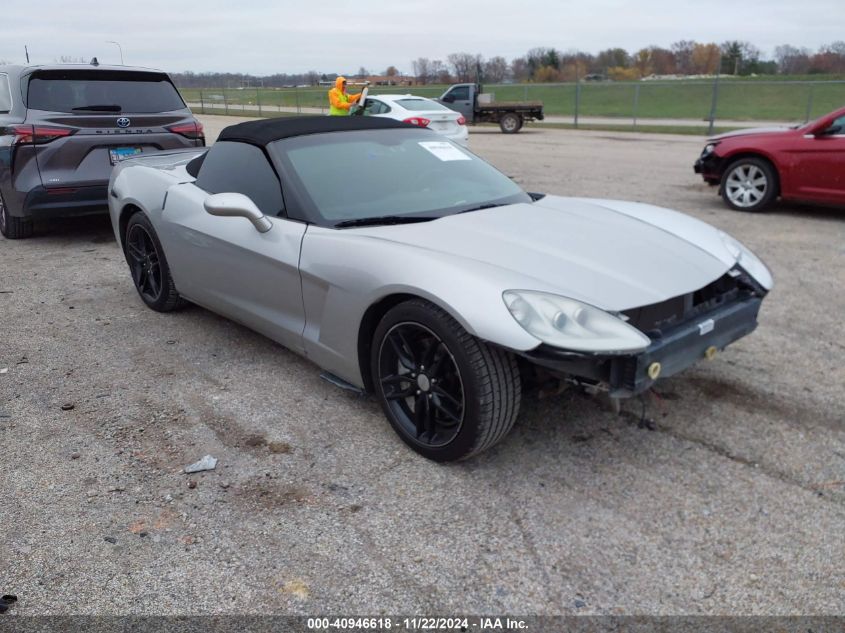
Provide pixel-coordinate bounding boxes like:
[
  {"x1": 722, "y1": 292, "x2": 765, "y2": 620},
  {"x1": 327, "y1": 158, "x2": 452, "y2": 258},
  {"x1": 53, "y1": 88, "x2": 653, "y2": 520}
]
[
  {"x1": 127, "y1": 223, "x2": 163, "y2": 304},
  {"x1": 371, "y1": 299, "x2": 521, "y2": 461},
  {"x1": 124, "y1": 212, "x2": 184, "y2": 312},
  {"x1": 378, "y1": 321, "x2": 466, "y2": 448}
]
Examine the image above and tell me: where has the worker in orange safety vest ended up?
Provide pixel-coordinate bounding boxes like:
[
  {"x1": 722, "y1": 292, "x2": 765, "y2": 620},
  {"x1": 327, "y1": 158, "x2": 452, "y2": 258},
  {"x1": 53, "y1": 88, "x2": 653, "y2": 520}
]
[{"x1": 328, "y1": 76, "x2": 363, "y2": 116}]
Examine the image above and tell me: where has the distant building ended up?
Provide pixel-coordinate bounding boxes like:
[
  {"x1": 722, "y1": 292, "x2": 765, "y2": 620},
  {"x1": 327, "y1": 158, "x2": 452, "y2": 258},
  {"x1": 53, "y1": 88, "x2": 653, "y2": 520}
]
[{"x1": 364, "y1": 75, "x2": 418, "y2": 86}]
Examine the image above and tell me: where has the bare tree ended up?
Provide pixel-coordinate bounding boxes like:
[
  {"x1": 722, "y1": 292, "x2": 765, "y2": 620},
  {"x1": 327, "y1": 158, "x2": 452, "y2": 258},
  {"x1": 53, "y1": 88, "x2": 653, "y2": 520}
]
[
  {"x1": 595, "y1": 48, "x2": 630, "y2": 72},
  {"x1": 56, "y1": 55, "x2": 86, "y2": 64},
  {"x1": 648, "y1": 46, "x2": 677, "y2": 75},
  {"x1": 412, "y1": 57, "x2": 431, "y2": 84},
  {"x1": 671, "y1": 40, "x2": 696, "y2": 74},
  {"x1": 526, "y1": 47, "x2": 560, "y2": 76},
  {"x1": 510, "y1": 57, "x2": 530, "y2": 82},
  {"x1": 822, "y1": 40, "x2": 845, "y2": 56},
  {"x1": 447, "y1": 52, "x2": 482, "y2": 83},
  {"x1": 430, "y1": 59, "x2": 450, "y2": 84},
  {"x1": 483, "y1": 56, "x2": 508, "y2": 83},
  {"x1": 774, "y1": 44, "x2": 811, "y2": 74}
]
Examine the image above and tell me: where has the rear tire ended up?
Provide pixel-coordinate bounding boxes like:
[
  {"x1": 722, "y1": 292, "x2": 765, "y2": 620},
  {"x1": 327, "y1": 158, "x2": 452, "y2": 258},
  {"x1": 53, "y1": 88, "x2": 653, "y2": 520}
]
[
  {"x1": 371, "y1": 299, "x2": 521, "y2": 462},
  {"x1": 124, "y1": 212, "x2": 185, "y2": 312},
  {"x1": 0, "y1": 192, "x2": 33, "y2": 239},
  {"x1": 720, "y1": 157, "x2": 778, "y2": 212},
  {"x1": 499, "y1": 113, "x2": 522, "y2": 134}
]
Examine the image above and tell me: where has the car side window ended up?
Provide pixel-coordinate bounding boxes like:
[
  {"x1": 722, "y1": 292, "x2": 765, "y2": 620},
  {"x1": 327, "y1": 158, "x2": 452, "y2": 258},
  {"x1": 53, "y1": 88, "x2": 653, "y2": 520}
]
[
  {"x1": 194, "y1": 141, "x2": 284, "y2": 216},
  {"x1": 0, "y1": 74, "x2": 12, "y2": 113},
  {"x1": 829, "y1": 115, "x2": 845, "y2": 135},
  {"x1": 448, "y1": 86, "x2": 469, "y2": 101},
  {"x1": 363, "y1": 99, "x2": 390, "y2": 115}
]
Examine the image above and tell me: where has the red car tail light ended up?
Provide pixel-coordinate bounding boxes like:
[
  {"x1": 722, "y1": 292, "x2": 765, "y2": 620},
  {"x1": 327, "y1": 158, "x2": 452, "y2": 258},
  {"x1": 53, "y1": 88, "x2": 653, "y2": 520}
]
[
  {"x1": 403, "y1": 116, "x2": 431, "y2": 127},
  {"x1": 456, "y1": 116, "x2": 466, "y2": 126},
  {"x1": 166, "y1": 120, "x2": 204, "y2": 140},
  {"x1": 10, "y1": 124, "x2": 76, "y2": 145}
]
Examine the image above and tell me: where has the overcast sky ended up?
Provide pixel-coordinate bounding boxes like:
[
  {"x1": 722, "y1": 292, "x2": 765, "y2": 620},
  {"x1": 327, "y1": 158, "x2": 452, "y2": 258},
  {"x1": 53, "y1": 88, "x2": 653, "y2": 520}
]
[{"x1": 3, "y1": 0, "x2": 841, "y2": 75}]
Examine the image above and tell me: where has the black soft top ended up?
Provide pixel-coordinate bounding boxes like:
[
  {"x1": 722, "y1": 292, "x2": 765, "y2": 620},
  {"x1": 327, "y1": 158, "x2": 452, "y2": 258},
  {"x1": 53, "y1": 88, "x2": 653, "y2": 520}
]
[{"x1": 217, "y1": 115, "x2": 418, "y2": 147}]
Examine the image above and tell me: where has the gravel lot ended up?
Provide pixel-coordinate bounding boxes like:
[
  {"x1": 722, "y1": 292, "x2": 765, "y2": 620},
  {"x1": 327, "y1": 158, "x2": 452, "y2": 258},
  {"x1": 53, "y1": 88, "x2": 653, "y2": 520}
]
[{"x1": 2, "y1": 116, "x2": 844, "y2": 616}]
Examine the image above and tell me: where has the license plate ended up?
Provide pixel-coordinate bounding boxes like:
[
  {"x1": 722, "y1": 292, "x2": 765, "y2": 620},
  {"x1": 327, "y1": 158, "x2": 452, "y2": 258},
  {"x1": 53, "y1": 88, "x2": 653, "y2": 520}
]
[{"x1": 109, "y1": 147, "x2": 142, "y2": 164}]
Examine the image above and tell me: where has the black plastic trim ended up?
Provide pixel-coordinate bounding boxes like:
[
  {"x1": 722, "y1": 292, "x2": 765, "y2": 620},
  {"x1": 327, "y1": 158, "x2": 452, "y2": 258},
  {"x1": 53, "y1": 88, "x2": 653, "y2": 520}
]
[{"x1": 518, "y1": 295, "x2": 763, "y2": 398}]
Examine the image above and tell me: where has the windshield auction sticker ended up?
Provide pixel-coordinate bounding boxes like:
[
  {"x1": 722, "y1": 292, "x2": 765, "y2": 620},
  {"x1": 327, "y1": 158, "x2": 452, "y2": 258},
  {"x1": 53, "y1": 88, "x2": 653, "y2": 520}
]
[{"x1": 418, "y1": 141, "x2": 471, "y2": 161}]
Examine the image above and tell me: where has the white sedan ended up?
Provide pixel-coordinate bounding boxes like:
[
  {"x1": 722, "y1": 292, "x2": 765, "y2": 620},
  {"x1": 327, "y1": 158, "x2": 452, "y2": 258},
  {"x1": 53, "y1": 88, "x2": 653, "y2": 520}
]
[{"x1": 359, "y1": 94, "x2": 469, "y2": 146}]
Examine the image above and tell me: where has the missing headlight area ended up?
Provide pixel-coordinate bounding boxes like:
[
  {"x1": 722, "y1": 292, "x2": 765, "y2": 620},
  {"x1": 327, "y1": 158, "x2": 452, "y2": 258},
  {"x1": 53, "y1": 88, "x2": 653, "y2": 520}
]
[{"x1": 621, "y1": 268, "x2": 765, "y2": 338}]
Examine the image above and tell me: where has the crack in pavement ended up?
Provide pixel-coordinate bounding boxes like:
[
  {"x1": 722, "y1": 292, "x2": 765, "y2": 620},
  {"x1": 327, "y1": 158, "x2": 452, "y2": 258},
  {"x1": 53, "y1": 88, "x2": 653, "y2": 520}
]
[{"x1": 651, "y1": 420, "x2": 845, "y2": 509}]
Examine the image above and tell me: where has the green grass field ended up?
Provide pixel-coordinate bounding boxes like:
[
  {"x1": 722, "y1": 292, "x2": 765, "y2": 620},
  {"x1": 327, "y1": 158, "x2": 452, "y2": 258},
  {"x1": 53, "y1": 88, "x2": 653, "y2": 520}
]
[{"x1": 180, "y1": 78, "x2": 845, "y2": 123}]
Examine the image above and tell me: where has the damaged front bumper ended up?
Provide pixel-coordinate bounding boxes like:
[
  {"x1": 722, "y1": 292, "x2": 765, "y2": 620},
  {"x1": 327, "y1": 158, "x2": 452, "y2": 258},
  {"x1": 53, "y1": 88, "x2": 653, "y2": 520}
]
[
  {"x1": 694, "y1": 153, "x2": 723, "y2": 183},
  {"x1": 520, "y1": 295, "x2": 763, "y2": 398}
]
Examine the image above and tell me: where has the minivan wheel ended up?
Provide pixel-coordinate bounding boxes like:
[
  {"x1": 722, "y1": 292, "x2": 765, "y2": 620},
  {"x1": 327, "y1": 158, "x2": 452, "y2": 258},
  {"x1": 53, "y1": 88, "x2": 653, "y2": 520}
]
[
  {"x1": 721, "y1": 158, "x2": 778, "y2": 212},
  {"x1": 124, "y1": 212, "x2": 185, "y2": 312},
  {"x1": 0, "y1": 193, "x2": 33, "y2": 239},
  {"x1": 371, "y1": 299, "x2": 521, "y2": 462}
]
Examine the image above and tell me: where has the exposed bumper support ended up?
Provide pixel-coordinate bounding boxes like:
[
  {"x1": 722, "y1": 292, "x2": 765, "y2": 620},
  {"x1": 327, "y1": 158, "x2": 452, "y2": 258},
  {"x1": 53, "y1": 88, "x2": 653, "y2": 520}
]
[{"x1": 519, "y1": 296, "x2": 763, "y2": 398}]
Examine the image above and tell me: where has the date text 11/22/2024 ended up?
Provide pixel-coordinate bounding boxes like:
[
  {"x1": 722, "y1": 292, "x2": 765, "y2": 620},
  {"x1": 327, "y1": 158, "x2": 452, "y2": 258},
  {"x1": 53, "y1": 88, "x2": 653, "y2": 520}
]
[{"x1": 306, "y1": 617, "x2": 529, "y2": 630}]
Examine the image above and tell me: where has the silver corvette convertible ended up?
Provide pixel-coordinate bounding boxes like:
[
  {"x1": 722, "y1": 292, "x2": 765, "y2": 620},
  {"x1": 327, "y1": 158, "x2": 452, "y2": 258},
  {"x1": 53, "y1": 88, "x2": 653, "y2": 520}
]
[{"x1": 108, "y1": 116, "x2": 772, "y2": 461}]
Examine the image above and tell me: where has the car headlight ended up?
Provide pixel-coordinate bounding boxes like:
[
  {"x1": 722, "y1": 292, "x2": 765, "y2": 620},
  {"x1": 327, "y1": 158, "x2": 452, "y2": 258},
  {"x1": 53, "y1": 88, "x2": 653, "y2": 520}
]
[
  {"x1": 719, "y1": 232, "x2": 774, "y2": 290},
  {"x1": 503, "y1": 290, "x2": 651, "y2": 354},
  {"x1": 701, "y1": 142, "x2": 718, "y2": 158}
]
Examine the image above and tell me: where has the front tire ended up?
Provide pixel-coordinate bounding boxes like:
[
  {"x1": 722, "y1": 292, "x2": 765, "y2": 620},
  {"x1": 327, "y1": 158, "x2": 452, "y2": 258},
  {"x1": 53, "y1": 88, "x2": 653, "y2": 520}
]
[
  {"x1": 124, "y1": 212, "x2": 184, "y2": 312},
  {"x1": 499, "y1": 113, "x2": 522, "y2": 134},
  {"x1": 0, "y1": 192, "x2": 33, "y2": 239},
  {"x1": 720, "y1": 157, "x2": 777, "y2": 212},
  {"x1": 371, "y1": 299, "x2": 521, "y2": 462}
]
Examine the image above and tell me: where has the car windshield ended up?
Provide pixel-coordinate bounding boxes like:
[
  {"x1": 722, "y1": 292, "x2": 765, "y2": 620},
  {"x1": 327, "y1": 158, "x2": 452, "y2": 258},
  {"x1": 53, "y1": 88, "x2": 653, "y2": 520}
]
[
  {"x1": 27, "y1": 70, "x2": 185, "y2": 113},
  {"x1": 272, "y1": 129, "x2": 530, "y2": 225},
  {"x1": 396, "y1": 98, "x2": 450, "y2": 112}
]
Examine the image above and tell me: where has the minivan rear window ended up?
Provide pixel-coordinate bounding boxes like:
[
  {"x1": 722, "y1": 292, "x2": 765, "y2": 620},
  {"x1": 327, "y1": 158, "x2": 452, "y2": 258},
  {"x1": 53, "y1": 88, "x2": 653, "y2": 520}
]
[
  {"x1": 27, "y1": 70, "x2": 185, "y2": 113},
  {"x1": 0, "y1": 74, "x2": 11, "y2": 113}
]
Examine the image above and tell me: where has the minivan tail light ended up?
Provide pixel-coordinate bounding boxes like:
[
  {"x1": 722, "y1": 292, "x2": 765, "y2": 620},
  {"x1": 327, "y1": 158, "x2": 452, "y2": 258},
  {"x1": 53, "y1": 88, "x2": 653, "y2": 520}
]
[
  {"x1": 402, "y1": 116, "x2": 431, "y2": 127},
  {"x1": 166, "y1": 120, "x2": 204, "y2": 140},
  {"x1": 10, "y1": 124, "x2": 76, "y2": 145},
  {"x1": 456, "y1": 116, "x2": 466, "y2": 126}
]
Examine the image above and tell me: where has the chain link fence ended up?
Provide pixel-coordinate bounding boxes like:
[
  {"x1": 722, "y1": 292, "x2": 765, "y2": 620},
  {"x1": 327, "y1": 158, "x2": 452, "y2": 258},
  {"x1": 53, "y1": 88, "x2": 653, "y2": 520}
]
[{"x1": 182, "y1": 80, "x2": 845, "y2": 133}]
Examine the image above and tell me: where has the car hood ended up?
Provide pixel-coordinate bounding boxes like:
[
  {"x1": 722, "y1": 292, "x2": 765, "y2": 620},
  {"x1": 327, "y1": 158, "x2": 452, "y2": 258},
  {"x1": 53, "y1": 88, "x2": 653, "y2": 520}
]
[
  {"x1": 352, "y1": 196, "x2": 737, "y2": 311},
  {"x1": 709, "y1": 125, "x2": 799, "y2": 141}
]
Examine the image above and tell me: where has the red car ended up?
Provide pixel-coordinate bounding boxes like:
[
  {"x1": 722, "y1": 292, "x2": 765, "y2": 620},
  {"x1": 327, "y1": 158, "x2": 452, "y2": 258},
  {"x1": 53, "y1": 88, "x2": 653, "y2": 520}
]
[{"x1": 694, "y1": 106, "x2": 845, "y2": 212}]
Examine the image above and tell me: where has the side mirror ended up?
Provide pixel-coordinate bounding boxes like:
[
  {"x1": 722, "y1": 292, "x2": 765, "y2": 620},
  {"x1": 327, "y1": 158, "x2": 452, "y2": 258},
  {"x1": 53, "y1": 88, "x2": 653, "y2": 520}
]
[
  {"x1": 441, "y1": 94, "x2": 454, "y2": 103},
  {"x1": 203, "y1": 193, "x2": 272, "y2": 233}
]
